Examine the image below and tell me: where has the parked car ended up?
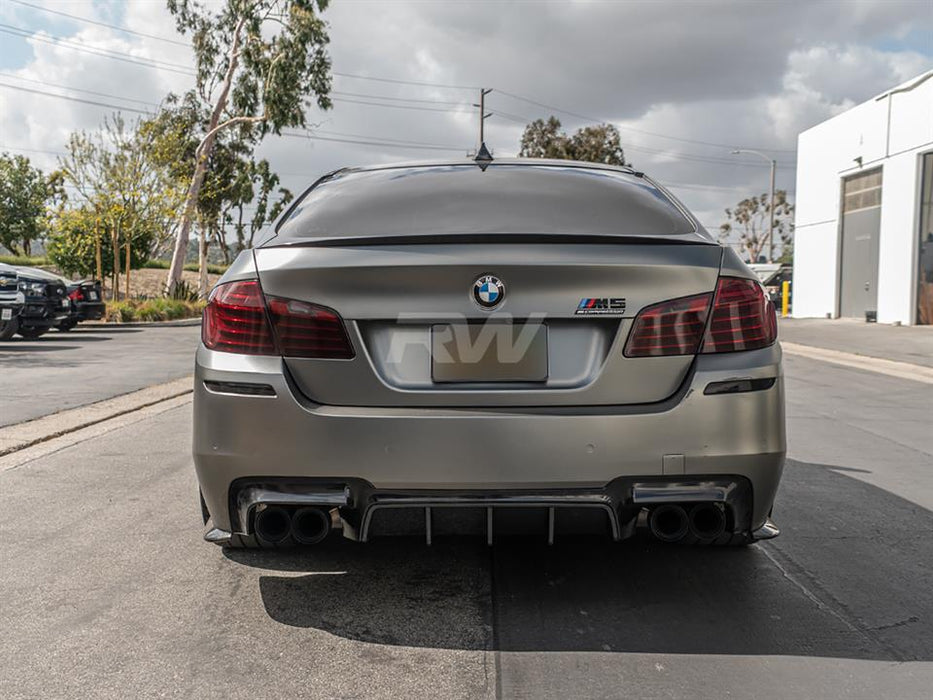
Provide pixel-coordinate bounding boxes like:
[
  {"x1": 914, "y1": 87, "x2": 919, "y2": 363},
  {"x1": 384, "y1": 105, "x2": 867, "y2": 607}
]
[
  {"x1": 749, "y1": 263, "x2": 792, "y2": 309},
  {"x1": 194, "y1": 157, "x2": 784, "y2": 550},
  {"x1": 57, "y1": 278, "x2": 105, "y2": 331},
  {"x1": 0, "y1": 262, "x2": 25, "y2": 341},
  {"x1": 13, "y1": 266, "x2": 70, "y2": 339}
]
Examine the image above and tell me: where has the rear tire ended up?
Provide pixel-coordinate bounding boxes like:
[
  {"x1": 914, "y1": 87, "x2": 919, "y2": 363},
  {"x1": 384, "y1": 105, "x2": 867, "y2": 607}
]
[
  {"x1": 56, "y1": 320, "x2": 77, "y2": 332},
  {"x1": 16, "y1": 325, "x2": 48, "y2": 339},
  {"x1": 0, "y1": 316, "x2": 17, "y2": 341}
]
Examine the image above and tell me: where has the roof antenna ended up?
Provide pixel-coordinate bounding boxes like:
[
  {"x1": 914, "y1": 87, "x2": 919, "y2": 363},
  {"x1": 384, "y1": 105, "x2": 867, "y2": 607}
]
[{"x1": 474, "y1": 141, "x2": 493, "y2": 170}]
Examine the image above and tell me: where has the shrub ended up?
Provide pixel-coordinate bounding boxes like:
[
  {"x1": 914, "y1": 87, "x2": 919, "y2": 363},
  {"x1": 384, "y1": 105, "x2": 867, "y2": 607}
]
[
  {"x1": 104, "y1": 298, "x2": 204, "y2": 323},
  {"x1": 143, "y1": 259, "x2": 228, "y2": 274},
  {"x1": 0, "y1": 254, "x2": 48, "y2": 267}
]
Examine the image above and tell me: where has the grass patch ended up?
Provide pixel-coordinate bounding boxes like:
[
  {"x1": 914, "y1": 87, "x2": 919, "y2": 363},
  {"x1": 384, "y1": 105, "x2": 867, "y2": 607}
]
[
  {"x1": 142, "y1": 259, "x2": 229, "y2": 275},
  {"x1": 0, "y1": 254, "x2": 49, "y2": 267},
  {"x1": 105, "y1": 298, "x2": 205, "y2": 323}
]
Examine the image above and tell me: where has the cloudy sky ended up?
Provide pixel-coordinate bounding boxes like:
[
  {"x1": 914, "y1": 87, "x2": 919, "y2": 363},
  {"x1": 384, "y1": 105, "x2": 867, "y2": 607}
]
[{"x1": 1, "y1": 0, "x2": 931, "y2": 234}]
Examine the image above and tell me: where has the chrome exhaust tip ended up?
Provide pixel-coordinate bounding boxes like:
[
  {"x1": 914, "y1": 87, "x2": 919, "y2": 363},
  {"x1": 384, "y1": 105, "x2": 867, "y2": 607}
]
[
  {"x1": 291, "y1": 507, "x2": 332, "y2": 545},
  {"x1": 648, "y1": 504, "x2": 689, "y2": 543},
  {"x1": 254, "y1": 506, "x2": 291, "y2": 544},
  {"x1": 688, "y1": 503, "x2": 726, "y2": 540}
]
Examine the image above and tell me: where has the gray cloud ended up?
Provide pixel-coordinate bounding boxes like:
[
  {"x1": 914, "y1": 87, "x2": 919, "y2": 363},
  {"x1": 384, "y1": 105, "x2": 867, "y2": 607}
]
[{"x1": 1, "y1": 0, "x2": 931, "y2": 239}]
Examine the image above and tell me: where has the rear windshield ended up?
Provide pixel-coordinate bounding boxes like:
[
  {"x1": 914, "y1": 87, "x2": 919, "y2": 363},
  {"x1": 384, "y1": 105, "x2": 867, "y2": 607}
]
[{"x1": 273, "y1": 163, "x2": 701, "y2": 244}]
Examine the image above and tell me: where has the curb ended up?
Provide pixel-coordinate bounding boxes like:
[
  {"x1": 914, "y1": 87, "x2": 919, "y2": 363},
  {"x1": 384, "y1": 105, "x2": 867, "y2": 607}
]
[
  {"x1": 781, "y1": 342, "x2": 933, "y2": 385},
  {"x1": 0, "y1": 376, "x2": 194, "y2": 459},
  {"x1": 80, "y1": 317, "x2": 202, "y2": 328}
]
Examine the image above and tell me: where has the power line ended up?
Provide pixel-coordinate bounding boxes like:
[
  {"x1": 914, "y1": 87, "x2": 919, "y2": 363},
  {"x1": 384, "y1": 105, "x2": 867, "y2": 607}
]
[
  {"x1": 0, "y1": 72, "x2": 160, "y2": 107},
  {"x1": 333, "y1": 71, "x2": 477, "y2": 91},
  {"x1": 0, "y1": 81, "x2": 152, "y2": 114},
  {"x1": 331, "y1": 90, "x2": 467, "y2": 107},
  {"x1": 0, "y1": 144, "x2": 67, "y2": 157},
  {"x1": 280, "y1": 130, "x2": 466, "y2": 152},
  {"x1": 494, "y1": 88, "x2": 797, "y2": 155},
  {"x1": 313, "y1": 129, "x2": 466, "y2": 150},
  {"x1": 331, "y1": 97, "x2": 473, "y2": 114},
  {"x1": 7, "y1": 0, "x2": 190, "y2": 47},
  {"x1": 0, "y1": 24, "x2": 195, "y2": 76}
]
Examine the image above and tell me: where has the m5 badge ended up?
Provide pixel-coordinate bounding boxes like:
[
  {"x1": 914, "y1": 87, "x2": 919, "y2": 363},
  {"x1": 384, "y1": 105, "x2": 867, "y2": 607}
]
[{"x1": 575, "y1": 297, "x2": 626, "y2": 315}]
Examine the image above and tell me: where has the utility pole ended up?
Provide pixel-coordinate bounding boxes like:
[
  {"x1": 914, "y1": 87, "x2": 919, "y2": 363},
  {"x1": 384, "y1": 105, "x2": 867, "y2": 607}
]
[
  {"x1": 767, "y1": 157, "x2": 776, "y2": 263},
  {"x1": 473, "y1": 89, "x2": 492, "y2": 148},
  {"x1": 731, "y1": 149, "x2": 777, "y2": 263}
]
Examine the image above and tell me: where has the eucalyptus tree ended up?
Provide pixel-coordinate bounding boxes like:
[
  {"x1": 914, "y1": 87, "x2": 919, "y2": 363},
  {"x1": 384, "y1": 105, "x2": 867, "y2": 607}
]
[{"x1": 164, "y1": 0, "x2": 332, "y2": 293}]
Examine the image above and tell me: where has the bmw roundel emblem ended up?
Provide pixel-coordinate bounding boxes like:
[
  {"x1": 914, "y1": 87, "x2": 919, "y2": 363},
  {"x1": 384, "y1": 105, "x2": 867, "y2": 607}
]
[{"x1": 472, "y1": 274, "x2": 505, "y2": 309}]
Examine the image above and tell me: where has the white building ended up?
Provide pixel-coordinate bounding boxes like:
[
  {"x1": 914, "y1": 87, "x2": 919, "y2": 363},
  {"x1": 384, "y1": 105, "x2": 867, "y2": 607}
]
[{"x1": 793, "y1": 70, "x2": 933, "y2": 325}]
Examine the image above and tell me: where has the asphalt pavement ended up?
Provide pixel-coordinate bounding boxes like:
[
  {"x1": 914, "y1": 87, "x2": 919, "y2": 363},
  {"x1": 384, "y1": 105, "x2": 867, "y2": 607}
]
[
  {"x1": 0, "y1": 324, "x2": 201, "y2": 426},
  {"x1": 0, "y1": 322, "x2": 931, "y2": 698}
]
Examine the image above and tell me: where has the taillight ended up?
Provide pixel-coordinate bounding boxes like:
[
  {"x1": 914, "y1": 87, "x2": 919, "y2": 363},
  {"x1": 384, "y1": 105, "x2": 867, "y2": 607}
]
[
  {"x1": 700, "y1": 277, "x2": 777, "y2": 353},
  {"x1": 266, "y1": 297, "x2": 355, "y2": 359},
  {"x1": 624, "y1": 276, "x2": 777, "y2": 357},
  {"x1": 203, "y1": 280, "x2": 276, "y2": 354},
  {"x1": 68, "y1": 288, "x2": 83, "y2": 302},
  {"x1": 624, "y1": 293, "x2": 712, "y2": 357},
  {"x1": 202, "y1": 280, "x2": 354, "y2": 359}
]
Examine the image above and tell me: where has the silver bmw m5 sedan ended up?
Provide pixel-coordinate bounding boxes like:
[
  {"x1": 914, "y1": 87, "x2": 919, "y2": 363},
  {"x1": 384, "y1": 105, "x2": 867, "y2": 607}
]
[{"x1": 194, "y1": 157, "x2": 784, "y2": 549}]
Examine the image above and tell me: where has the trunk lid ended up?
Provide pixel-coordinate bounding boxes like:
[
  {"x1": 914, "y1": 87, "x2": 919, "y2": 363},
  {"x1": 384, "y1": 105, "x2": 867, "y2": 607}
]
[{"x1": 254, "y1": 242, "x2": 722, "y2": 407}]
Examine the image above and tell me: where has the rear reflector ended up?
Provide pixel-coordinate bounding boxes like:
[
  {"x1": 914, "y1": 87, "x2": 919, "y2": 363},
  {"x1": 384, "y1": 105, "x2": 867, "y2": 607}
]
[
  {"x1": 700, "y1": 277, "x2": 777, "y2": 353},
  {"x1": 624, "y1": 293, "x2": 712, "y2": 357},
  {"x1": 202, "y1": 280, "x2": 276, "y2": 355},
  {"x1": 624, "y1": 276, "x2": 777, "y2": 357},
  {"x1": 202, "y1": 280, "x2": 354, "y2": 359}
]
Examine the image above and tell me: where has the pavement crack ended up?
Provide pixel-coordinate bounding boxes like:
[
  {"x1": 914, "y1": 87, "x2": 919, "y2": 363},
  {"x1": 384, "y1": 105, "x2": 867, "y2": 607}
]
[
  {"x1": 759, "y1": 543, "x2": 909, "y2": 662},
  {"x1": 870, "y1": 616, "x2": 920, "y2": 632}
]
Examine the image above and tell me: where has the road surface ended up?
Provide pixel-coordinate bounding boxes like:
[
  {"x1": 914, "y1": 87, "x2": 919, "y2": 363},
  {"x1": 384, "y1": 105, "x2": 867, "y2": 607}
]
[{"x1": 0, "y1": 335, "x2": 931, "y2": 698}]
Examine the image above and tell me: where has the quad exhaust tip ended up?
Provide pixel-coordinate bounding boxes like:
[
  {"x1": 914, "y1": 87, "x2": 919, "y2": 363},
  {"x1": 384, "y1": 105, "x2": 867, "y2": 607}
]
[
  {"x1": 291, "y1": 507, "x2": 331, "y2": 545},
  {"x1": 688, "y1": 503, "x2": 726, "y2": 540},
  {"x1": 254, "y1": 506, "x2": 292, "y2": 544},
  {"x1": 648, "y1": 503, "x2": 727, "y2": 543},
  {"x1": 648, "y1": 504, "x2": 689, "y2": 542},
  {"x1": 254, "y1": 505, "x2": 332, "y2": 545}
]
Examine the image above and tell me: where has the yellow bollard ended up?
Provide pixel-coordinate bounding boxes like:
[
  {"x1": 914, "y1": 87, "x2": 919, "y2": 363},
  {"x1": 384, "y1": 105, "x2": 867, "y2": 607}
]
[{"x1": 781, "y1": 281, "x2": 790, "y2": 318}]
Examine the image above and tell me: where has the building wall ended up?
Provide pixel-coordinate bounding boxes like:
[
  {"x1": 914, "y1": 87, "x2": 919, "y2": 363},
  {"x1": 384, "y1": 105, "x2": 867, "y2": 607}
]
[{"x1": 793, "y1": 71, "x2": 933, "y2": 324}]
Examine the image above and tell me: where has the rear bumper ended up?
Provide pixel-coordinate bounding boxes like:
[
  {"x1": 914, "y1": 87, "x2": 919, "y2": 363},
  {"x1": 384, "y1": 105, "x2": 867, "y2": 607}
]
[
  {"x1": 76, "y1": 301, "x2": 105, "y2": 321},
  {"x1": 193, "y1": 343, "x2": 785, "y2": 536}
]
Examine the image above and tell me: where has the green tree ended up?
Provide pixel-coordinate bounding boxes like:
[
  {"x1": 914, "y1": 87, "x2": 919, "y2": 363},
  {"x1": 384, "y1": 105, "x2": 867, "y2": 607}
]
[
  {"x1": 164, "y1": 0, "x2": 333, "y2": 294},
  {"x1": 518, "y1": 117, "x2": 628, "y2": 166},
  {"x1": 57, "y1": 115, "x2": 184, "y2": 298},
  {"x1": 144, "y1": 94, "x2": 291, "y2": 294},
  {"x1": 0, "y1": 154, "x2": 62, "y2": 255},
  {"x1": 231, "y1": 158, "x2": 293, "y2": 253},
  {"x1": 719, "y1": 190, "x2": 794, "y2": 264},
  {"x1": 47, "y1": 208, "x2": 152, "y2": 278}
]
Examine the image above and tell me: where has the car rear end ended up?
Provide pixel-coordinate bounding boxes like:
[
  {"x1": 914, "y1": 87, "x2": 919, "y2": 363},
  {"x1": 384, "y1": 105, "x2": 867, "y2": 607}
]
[
  {"x1": 193, "y1": 161, "x2": 784, "y2": 549},
  {"x1": 66, "y1": 280, "x2": 105, "y2": 325}
]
